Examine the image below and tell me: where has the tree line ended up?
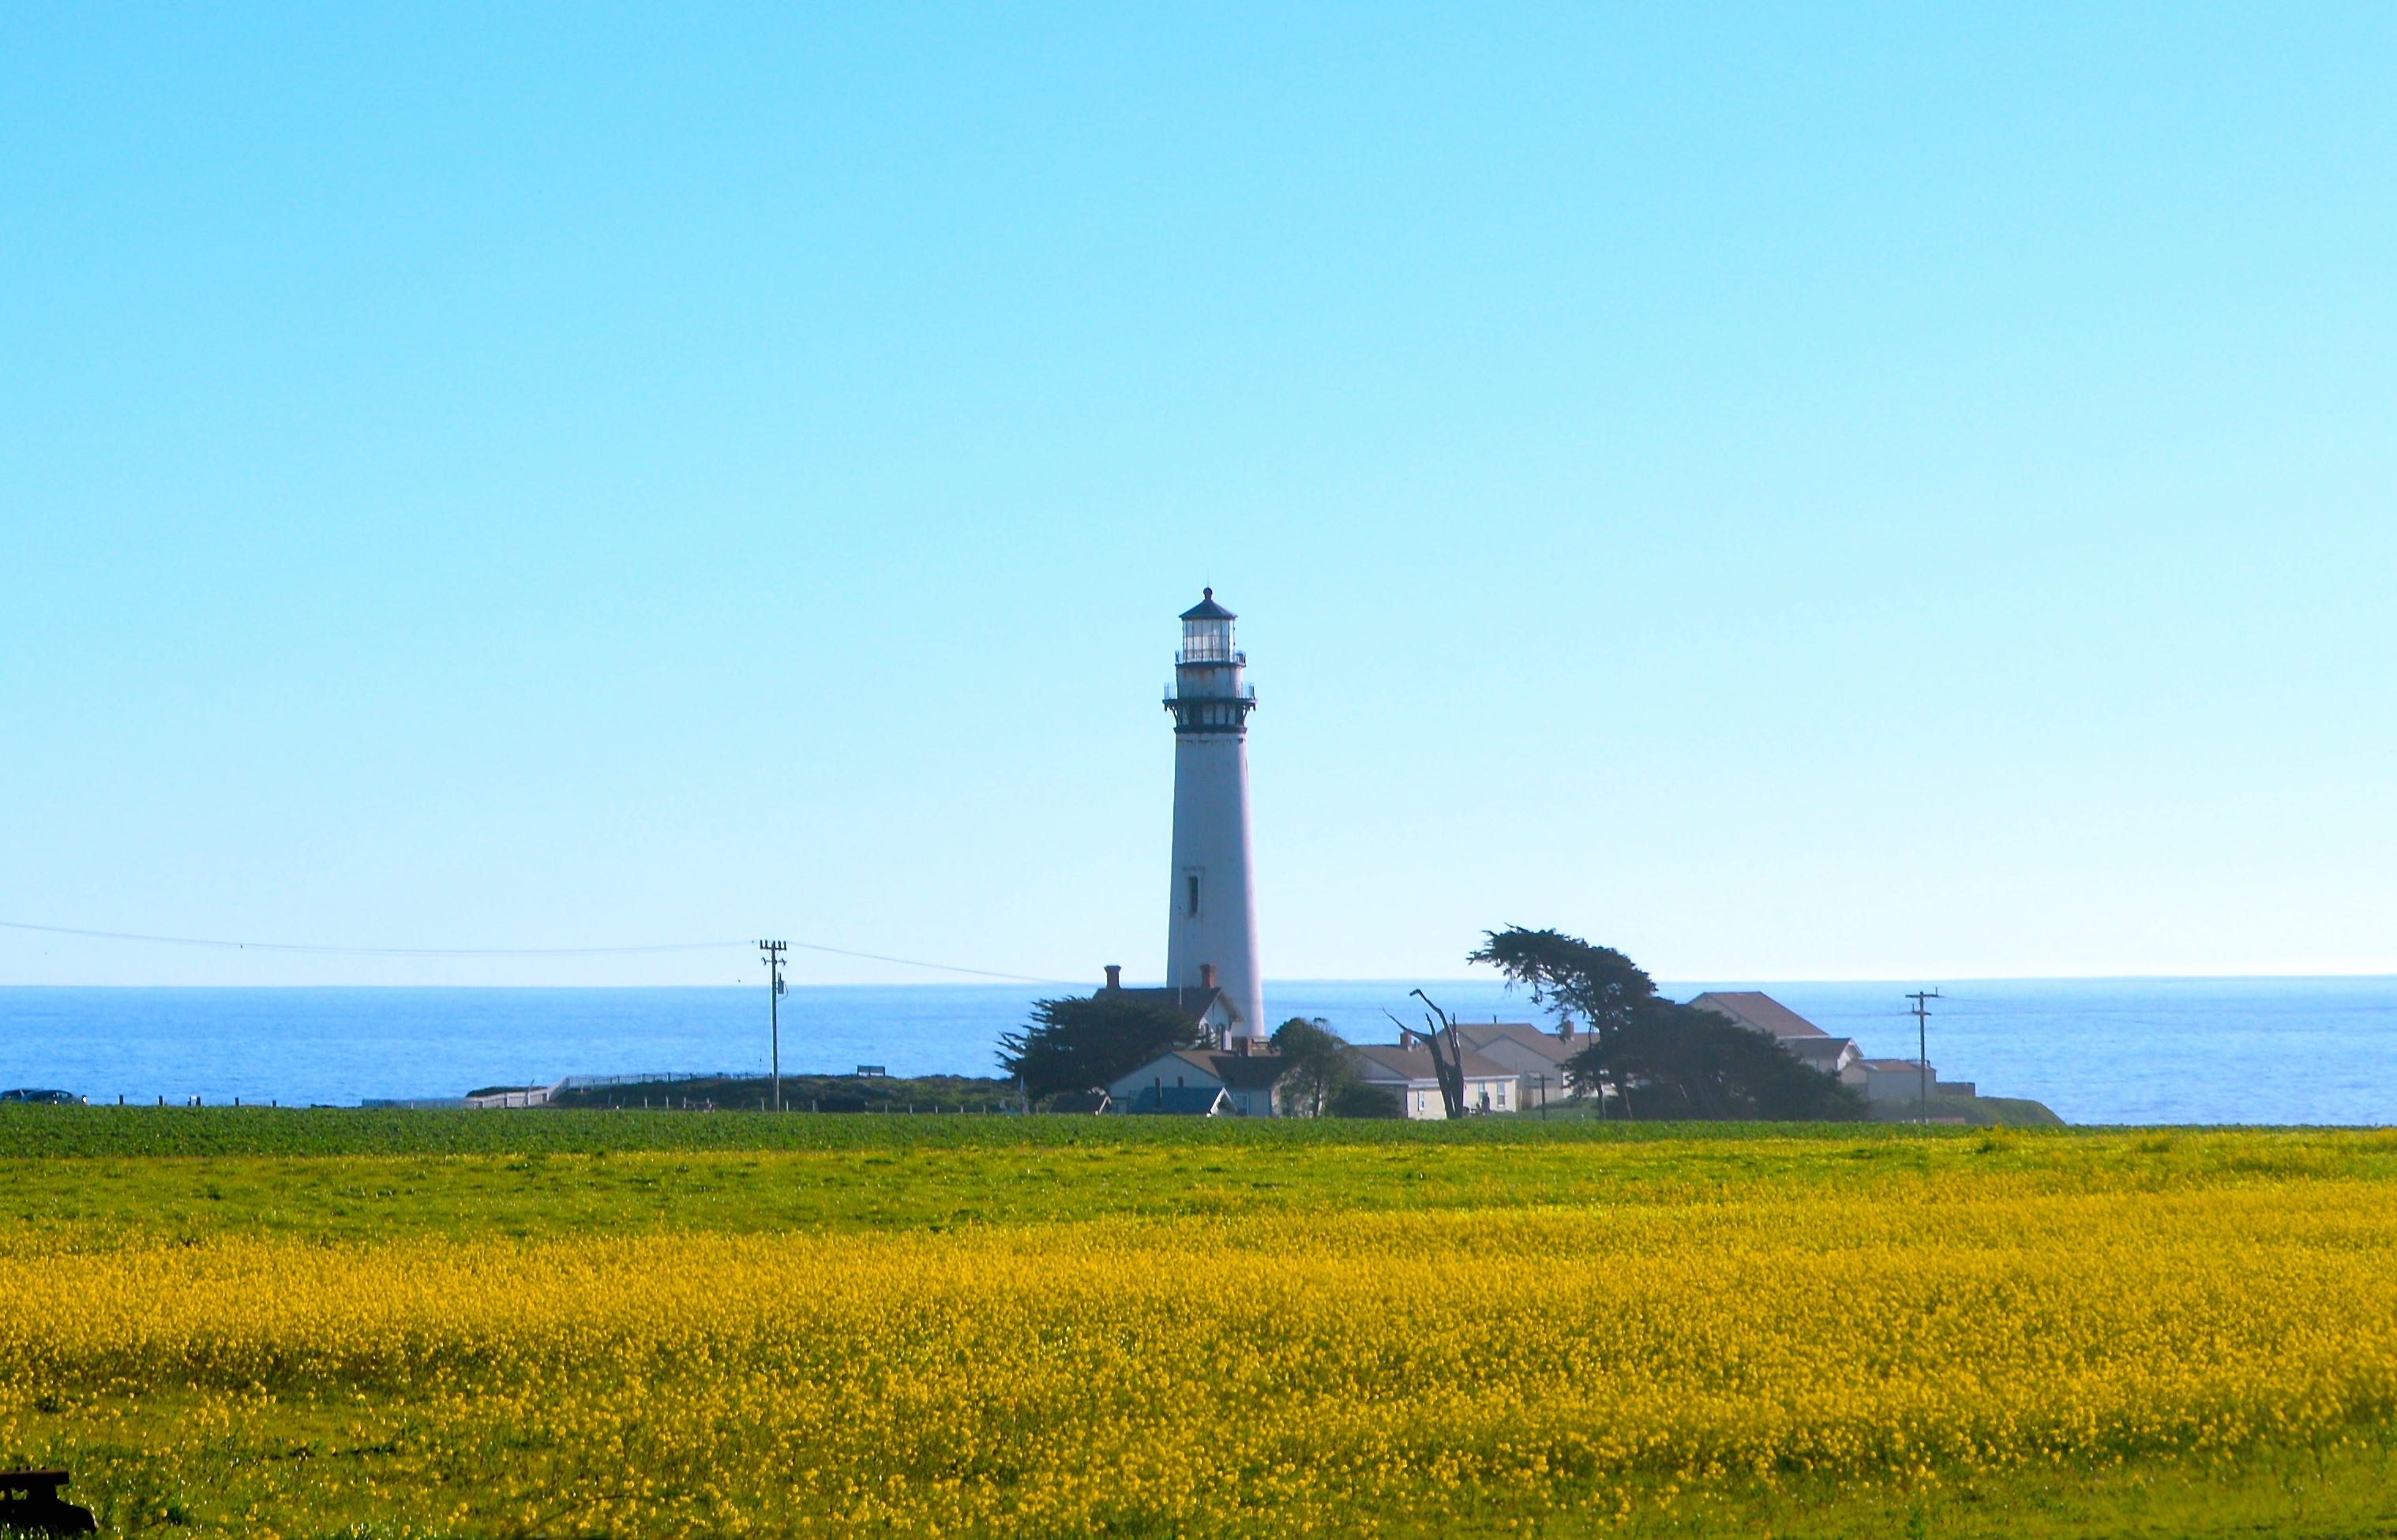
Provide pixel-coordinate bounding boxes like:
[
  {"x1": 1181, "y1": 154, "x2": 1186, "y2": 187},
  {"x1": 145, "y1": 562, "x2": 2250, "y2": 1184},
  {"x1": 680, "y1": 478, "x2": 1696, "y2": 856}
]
[{"x1": 1000, "y1": 926, "x2": 1864, "y2": 1121}]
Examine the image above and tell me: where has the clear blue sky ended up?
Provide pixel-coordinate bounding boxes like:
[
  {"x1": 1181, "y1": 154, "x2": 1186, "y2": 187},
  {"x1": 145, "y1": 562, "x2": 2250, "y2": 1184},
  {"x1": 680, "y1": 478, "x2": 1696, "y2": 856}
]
[{"x1": 4, "y1": 6, "x2": 2391, "y2": 987}]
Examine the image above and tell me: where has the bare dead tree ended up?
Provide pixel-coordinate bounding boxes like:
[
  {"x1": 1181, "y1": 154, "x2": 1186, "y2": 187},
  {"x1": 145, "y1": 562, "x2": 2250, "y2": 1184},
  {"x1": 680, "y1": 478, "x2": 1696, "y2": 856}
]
[{"x1": 1409, "y1": 989, "x2": 1469, "y2": 1118}]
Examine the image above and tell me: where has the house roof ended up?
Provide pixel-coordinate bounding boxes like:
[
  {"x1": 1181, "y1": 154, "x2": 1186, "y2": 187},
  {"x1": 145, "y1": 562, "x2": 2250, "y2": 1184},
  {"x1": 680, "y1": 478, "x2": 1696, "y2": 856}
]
[
  {"x1": 1686, "y1": 991, "x2": 1827, "y2": 1040},
  {"x1": 1857, "y1": 1058, "x2": 1932, "y2": 1073},
  {"x1": 1200, "y1": 1051, "x2": 1288, "y2": 1092},
  {"x1": 1344, "y1": 1042, "x2": 1514, "y2": 1085},
  {"x1": 1100, "y1": 984, "x2": 1237, "y2": 1025},
  {"x1": 1153, "y1": 1046, "x2": 1289, "y2": 1092},
  {"x1": 1783, "y1": 1036, "x2": 1857, "y2": 1066},
  {"x1": 1112, "y1": 1046, "x2": 1289, "y2": 1095},
  {"x1": 1454, "y1": 1021, "x2": 1577, "y2": 1065},
  {"x1": 1125, "y1": 1085, "x2": 1230, "y2": 1115},
  {"x1": 1180, "y1": 588, "x2": 1236, "y2": 621}
]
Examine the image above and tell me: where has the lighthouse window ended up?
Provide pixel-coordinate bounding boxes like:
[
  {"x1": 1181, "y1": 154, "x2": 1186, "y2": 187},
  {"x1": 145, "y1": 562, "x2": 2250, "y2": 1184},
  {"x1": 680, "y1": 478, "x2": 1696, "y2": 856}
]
[
  {"x1": 1181, "y1": 618, "x2": 1234, "y2": 662},
  {"x1": 1185, "y1": 871, "x2": 1202, "y2": 919}
]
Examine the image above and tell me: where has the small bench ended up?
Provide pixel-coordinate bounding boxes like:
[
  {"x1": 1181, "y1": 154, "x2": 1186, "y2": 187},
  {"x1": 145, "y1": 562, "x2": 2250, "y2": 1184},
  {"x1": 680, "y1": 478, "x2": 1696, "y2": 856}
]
[{"x1": 0, "y1": 1469, "x2": 96, "y2": 1534}]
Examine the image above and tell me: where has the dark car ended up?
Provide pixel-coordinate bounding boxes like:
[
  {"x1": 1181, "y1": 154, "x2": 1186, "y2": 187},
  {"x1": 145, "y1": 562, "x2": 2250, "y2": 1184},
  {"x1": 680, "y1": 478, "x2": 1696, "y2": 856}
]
[{"x1": 0, "y1": 1088, "x2": 80, "y2": 1105}]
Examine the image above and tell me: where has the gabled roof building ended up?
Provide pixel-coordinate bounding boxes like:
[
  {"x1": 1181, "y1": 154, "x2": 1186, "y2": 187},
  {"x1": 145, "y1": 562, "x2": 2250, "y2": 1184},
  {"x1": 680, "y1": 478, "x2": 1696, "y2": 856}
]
[
  {"x1": 1451, "y1": 1021, "x2": 1581, "y2": 1109},
  {"x1": 1123, "y1": 1084, "x2": 1234, "y2": 1116},
  {"x1": 1345, "y1": 1042, "x2": 1521, "y2": 1120},
  {"x1": 1686, "y1": 991, "x2": 1862, "y2": 1079},
  {"x1": 1685, "y1": 991, "x2": 1829, "y2": 1040},
  {"x1": 1107, "y1": 1042, "x2": 1291, "y2": 1118},
  {"x1": 1095, "y1": 962, "x2": 1241, "y2": 1044}
]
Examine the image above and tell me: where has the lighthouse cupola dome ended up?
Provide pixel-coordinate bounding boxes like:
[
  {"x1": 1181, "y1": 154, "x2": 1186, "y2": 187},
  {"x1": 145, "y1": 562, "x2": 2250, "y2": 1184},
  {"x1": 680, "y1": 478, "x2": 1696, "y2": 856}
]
[{"x1": 1180, "y1": 587, "x2": 1236, "y2": 621}]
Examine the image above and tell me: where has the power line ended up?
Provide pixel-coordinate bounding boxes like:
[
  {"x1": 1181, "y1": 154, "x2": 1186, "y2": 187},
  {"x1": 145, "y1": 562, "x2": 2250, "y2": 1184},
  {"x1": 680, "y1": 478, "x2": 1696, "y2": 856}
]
[
  {"x1": 0, "y1": 917, "x2": 1073, "y2": 985},
  {"x1": 0, "y1": 919, "x2": 741, "y2": 957},
  {"x1": 776, "y1": 939, "x2": 1073, "y2": 986}
]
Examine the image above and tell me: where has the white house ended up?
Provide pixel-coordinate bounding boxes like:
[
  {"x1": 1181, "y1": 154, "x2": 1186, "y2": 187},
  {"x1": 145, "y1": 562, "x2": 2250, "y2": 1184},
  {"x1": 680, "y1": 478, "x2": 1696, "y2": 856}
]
[
  {"x1": 1344, "y1": 1042, "x2": 1521, "y2": 1119},
  {"x1": 1783, "y1": 1036, "x2": 1862, "y2": 1077},
  {"x1": 1121, "y1": 1084, "x2": 1234, "y2": 1116},
  {"x1": 1846, "y1": 1059, "x2": 1980, "y2": 1105},
  {"x1": 1452, "y1": 1021, "x2": 1580, "y2": 1109},
  {"x1": 1092, "y1": 963, "x2": 1244, "y2": 1044},
  {"x1": 1686, "y1": 991, "x2": 1862, "y2": 1078},
  {"x1": 1106, "y1": 1043, "x2": 1290, "y2": 1118}
]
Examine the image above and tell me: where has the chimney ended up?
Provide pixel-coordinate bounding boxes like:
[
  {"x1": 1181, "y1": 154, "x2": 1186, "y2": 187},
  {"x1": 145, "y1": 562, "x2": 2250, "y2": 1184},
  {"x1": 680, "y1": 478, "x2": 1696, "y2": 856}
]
[
  {"x1": 1559, "y1": 1017, "x2": 1577, "y2": 1041},
  {"x1": 1200, "y1": 963, "x2": 1217, "y2": 990},
  {"x1": 1104, "y1": 964, "x2": 1122, "y2": 991}
]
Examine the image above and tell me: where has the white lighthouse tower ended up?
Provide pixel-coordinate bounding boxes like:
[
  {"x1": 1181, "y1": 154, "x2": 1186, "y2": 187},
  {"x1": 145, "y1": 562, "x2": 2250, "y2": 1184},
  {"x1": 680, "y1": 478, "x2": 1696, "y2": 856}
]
[{"x1": 1165, "y1": 589, "x2": 1265, "y2": 1043}]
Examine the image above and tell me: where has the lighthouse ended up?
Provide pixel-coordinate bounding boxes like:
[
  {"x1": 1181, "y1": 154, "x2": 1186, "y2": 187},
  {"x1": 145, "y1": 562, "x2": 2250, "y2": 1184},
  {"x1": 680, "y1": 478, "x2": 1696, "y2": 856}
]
[{"x1": 1165, "y1": 589, "x2": 1265, "y2": 1042}]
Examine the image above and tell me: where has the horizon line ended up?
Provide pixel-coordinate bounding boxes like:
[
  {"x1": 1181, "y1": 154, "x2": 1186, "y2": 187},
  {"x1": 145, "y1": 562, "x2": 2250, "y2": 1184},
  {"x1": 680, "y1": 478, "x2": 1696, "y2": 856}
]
[{"x1": 6, "y1": 970, "x2": 2396, "y2": 991}]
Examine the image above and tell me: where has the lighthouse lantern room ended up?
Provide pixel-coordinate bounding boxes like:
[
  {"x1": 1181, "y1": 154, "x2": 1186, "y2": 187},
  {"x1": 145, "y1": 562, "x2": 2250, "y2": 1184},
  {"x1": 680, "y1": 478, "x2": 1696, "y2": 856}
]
[{"x1": 1164, "y1": 589, "x2": 1264, "y2": 1041}]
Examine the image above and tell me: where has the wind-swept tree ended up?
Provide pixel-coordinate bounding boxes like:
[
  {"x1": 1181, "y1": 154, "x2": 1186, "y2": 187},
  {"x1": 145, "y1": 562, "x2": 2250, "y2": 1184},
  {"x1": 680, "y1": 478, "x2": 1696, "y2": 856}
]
[
  {"x1": 999, "y1": 994, "x2": 1201, "y2": 1101},
  {"x1": 1467, "y1": 927, "x2": 1657, "y2": 1110},
  {"x1": 1572, "y1": 997, "x2": 1866, "y2": 1120},
  {"x1": 1470, "y1": 926, "x2": 1864, "y2": 1122}
]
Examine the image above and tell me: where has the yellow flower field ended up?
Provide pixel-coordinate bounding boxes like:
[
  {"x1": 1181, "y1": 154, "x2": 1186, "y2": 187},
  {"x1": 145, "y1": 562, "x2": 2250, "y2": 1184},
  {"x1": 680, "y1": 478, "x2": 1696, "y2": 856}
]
[{"x1": 5, "y1": 1122, "x2": 2397, "y2": 1536}]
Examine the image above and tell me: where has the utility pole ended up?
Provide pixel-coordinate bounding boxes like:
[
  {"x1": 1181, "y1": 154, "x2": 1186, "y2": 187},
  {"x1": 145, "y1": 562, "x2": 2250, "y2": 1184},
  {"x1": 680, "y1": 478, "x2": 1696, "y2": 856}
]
[
  {"x1": 1905, "y1": 990, "x2": 1942, "y2": 1127},
  {"x1": 759, "y1": 940, "x2": 788, "y2": 1112}
]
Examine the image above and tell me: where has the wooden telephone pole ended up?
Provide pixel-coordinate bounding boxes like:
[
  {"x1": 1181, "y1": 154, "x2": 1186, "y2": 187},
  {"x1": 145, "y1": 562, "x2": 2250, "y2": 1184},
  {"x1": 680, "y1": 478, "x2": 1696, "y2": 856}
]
[
  {"x1": 759, "y1": 940, "x2": 788, "y2": 1111},
  {"x1": 1905, "y1": 990, "x2": 1941, "y2": 1126}
]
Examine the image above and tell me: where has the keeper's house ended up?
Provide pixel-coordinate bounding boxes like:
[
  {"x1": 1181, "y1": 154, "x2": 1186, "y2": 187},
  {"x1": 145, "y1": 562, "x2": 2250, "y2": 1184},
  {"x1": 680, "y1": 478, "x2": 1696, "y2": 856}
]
[
  {"x1": 1121, "y1": 1084, "x2": 1234, "y2": 1116},
  {"x1": 1092, "y1": 963, "x2": 1244, "y2": 1044},
  {"x1": 1452, "y1": 1021, "x2": 1581, "y2": 1109},
  {"x1": 1106, "y1": 1042, "x2": 1290, "y2": 1118},
  {"x1": 1344, "y1": 1041, "x2": 1521, "y2": 1119}
]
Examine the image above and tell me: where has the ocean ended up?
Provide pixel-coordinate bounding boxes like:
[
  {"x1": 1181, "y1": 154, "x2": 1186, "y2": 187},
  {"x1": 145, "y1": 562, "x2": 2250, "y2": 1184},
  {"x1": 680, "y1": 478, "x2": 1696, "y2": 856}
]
[{"x1": 3, "y1": 977, "x2": 2394, "y2": 1125}]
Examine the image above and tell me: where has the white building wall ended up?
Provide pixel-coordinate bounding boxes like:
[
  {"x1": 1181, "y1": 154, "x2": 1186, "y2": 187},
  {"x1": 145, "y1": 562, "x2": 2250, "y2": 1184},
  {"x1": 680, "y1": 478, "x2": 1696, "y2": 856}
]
[
  {"x1": 1466, "y1": 1040, "x2": 1572, "y2": 1103},
  {"x1": 1167, "y1": 730, "x2": 1265, "y2": 1040},
  {"x1": 1108, "y1": 1060, "x2": 1216, "y2": 1110},
  {"x1": 1368, "y1": 1074, "x2": 1519, "y2": 1119},
  {"x1": 1469, "y1": 1075, "x2": 1515, "y2": 1115},
  {"x1": 1106, "y1": 1050, "x2": 1281, "y2": 1115},
  {"x1": 1858, "y1": 1064, "x2": 1936, "y2": 1103}
]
